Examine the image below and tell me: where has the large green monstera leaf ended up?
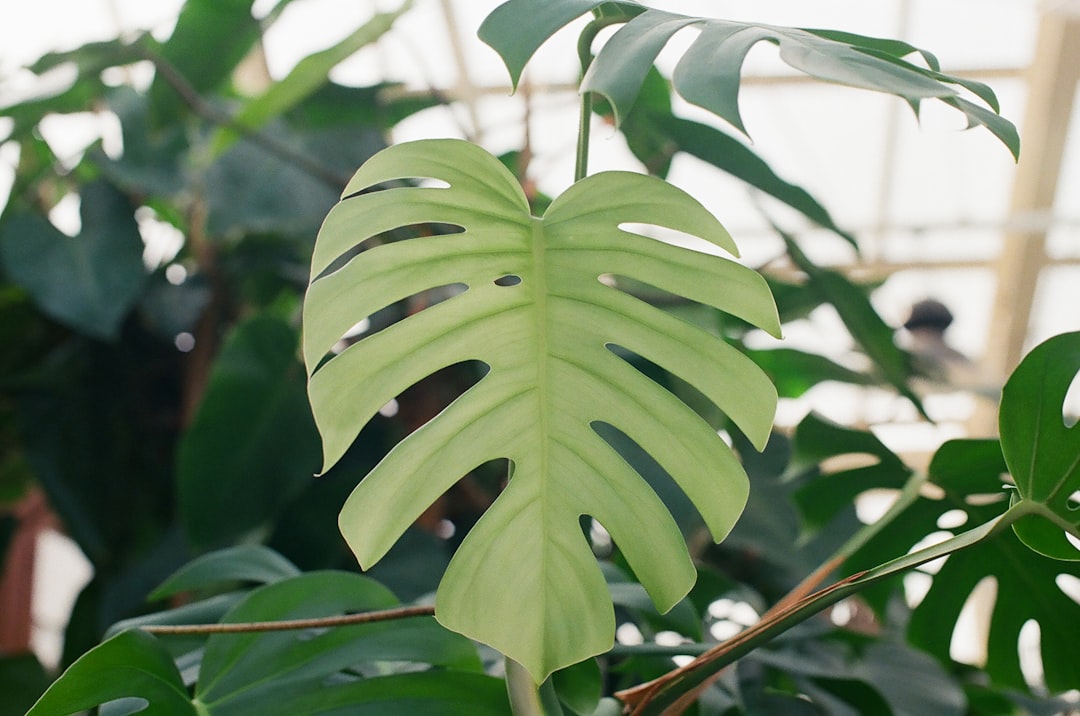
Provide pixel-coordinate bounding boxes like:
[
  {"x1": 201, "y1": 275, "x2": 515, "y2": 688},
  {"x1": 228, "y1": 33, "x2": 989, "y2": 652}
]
[{"x1": 303, "y1": 138, "x2": 780, "y2": 681}]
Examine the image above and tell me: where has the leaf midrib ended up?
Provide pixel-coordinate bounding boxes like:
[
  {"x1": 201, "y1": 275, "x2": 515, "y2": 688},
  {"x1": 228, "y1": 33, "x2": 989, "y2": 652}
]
[{"x1": 530, "y1": 215, "x2": 553, "y2": 633}]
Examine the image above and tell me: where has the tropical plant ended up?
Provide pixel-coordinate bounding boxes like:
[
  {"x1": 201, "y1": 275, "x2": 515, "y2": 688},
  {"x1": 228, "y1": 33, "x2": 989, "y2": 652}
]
[{"x1": 4, "y1": 1, "x2": 1078, "y2": 715}]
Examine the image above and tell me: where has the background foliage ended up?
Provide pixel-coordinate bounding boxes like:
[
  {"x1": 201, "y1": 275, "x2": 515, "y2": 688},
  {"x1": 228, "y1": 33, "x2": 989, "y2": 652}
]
[{"x1": 1, "y1": 1, "x2": 1077, "y2": 714}]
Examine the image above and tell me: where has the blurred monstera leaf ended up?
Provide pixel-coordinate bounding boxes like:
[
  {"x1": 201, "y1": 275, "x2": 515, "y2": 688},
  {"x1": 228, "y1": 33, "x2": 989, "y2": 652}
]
[
  {"x1": 27, "y1": 572, "x2": 508, "y2": 716},
  {"x1": 302, "y1": 138, "x2": 780, "y2": 681},
  {"x1": 480, "y1": 0, "x2": 1018, "y2": 159}
]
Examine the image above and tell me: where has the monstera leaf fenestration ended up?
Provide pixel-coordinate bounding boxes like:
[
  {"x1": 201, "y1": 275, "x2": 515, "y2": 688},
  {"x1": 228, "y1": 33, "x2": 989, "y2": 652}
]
[{"x1": 303, "y1": 139, "x2": 780, "y2": 681}]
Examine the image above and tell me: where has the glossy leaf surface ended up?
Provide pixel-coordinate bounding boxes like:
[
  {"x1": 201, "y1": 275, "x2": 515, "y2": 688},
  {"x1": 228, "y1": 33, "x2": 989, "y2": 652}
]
[
  {"x1": 999, "y1": 331, "x2": 1080, "y2": 560},
  {"x1": 303, "y1": 138, "x2": 780, "y2": 680}
]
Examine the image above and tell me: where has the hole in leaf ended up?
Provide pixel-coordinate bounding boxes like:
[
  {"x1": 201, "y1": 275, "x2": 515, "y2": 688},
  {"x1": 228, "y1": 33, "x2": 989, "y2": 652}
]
[
  {"x1": 1067, "y1": 531, "x2": 1080, "y2": 551},
  {"x1": 494, "y1": 274, "x2": 521, "y2": 287},
  {"x1": 313, "y1": 222, "x2": 465, "y2": 281},
  {"x1": 854, "y1": 488, "x2": 899, "y2": 525},
  {"x1": 1065, "y1": 370, "x2": 1080, "y2": 427},
  {"x1": 964, "y1": 491, "x2": 1009, "y2": 507},
  {"x1": 908, "y1": 530, "x2": 954, "y2": 575},
  {"x1": 617, "y1": 222, "x2": 732, "y2": 258},
  {"x1": 616, "y1": 622, "x2": 644, "y2": 645},
  {"x1": 949, "y1": 576, "x2": 997, "y2": 667},
  {"x1": 1067, "y1": 490, "x2": 1080, "y2": 511},
  {"x1": 937, "y1": 508, "x2": 969, "y2": 529},
  {"x1": 903, "y1": 572, "x2": 933, "y2": 609},
  {"x1": 1018, "y1": 619, "x2": 1044, "y2": 689},
  {"x1": 1056, "y1": 574, "x2": 1080, "y2": 605}
]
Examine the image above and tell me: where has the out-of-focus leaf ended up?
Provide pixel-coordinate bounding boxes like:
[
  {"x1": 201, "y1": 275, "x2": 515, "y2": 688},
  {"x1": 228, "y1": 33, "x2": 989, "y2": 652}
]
[
  {"x1": 849, "y1": 439, "x2": 1080, "y2": 692},
  {"x1": 210, "y1": 2, "x2": 412, "y2": 156},
  {"x1": 202, "y1": 120, "x2": 384, "y2": 240},
  {"x1": 177, "y1": 314, "x2": 320, "y2": 547},
  {"x1": 656, "y1": 115, "x2": 857, "y2": 247},
  {"x1": 0, "y1": 654, "x2": 51, "y2": 716},
  {"x1": 193, "y1": 571, "x2": 487, "y2": 711},
  {"x1": 750, "y1": 636, "x2": 965, "y2": 716},
  {"x1": 998, "y1": 331, "x2": 1080, "y2": 560},
  {"x1": 305, "y1": 138, "x2": 779, "y2": 681},
  {"x1": 553, "y1": 657, "x2": 603, "y2": 715},
  {"x1": 0, "y1": 181, "x2": 146, "y2": 340},
  {"x1": 788, "y1": 413, "x2": 912, "y2": 534},
  {"x1": 149, "y1": 545, "x2": 301, "y2": 600},
  {"x1": 93, "y1": 87, "x2": 188, "y2": 198},
  {"x1": 148, "y1": 0, "x2": 260, "y2": 126},
  {"x1": 779, "y1": 228, "x2": 926, "y2": 418},
  {"x1": 745, "y1": 347, "x2": 874, "y2": 398},
  {"x1": 26, "y1": 630, "x2": 195, "y2": 716}
]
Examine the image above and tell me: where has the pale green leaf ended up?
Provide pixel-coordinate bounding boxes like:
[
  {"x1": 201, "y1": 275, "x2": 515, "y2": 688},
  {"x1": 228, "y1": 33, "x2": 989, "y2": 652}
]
[{"x1": 303, "y1": 138, "x2": 779, "y2": 681}]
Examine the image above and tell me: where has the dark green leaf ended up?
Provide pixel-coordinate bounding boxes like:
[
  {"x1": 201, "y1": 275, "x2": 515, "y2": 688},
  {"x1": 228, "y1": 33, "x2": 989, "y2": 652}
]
[
  {"x1": 26, "y1": 630, "x2": 194, "y2": 716},
  {"x1": 553, "y1": 658, "x2": 603, "y2": 715},
  {"x1": 0, "y1": 181, "x2": 146, "y2": 340},
  {"x1": 149, "y1": 545, "x2": 302, "y2": 600},
  {"x1": 479, "y1": 0, "x2": 643, "y2": 89},
  {"x1": 177, "y1": 314, "x2": 320, "y2": 547},
  {"x1": 210, "y1": 3, "x2": 411, "y2": 156},
  {"x1": 789, "y1": 413, "x2": 912, "y2": 534},
  {"x1": 999, "y1": 331, "x2": 1080, "y2": 559},
  {"x1": 746, "y1": 347, "x2": 874, "y2": 398},
  {"x1": 194, "y1": 572, "x2": 485, "y2": 711},
  {"x1": 850, "y1": 439, "x2": 1080, "y2": 692},
  {"x1": 779, "y1": 228, "x2": 927, "y2": 418},
  {"x1": 0, "y1": 654, "x2": 51, "y2": 716},
  {"x1": 653, "y1": 114, "x2": 857, "y2": 247},
  {"x1": 574, "y1": 8, "x2": 1015, "y2": 156},
  {"x1": 148, "y1": 0, "x2": 261, "y2": 126}
]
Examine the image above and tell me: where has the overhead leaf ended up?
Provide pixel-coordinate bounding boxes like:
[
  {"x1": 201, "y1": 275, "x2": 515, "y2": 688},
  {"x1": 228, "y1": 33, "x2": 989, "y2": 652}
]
[
  {"x1": 478, "y1": 0, "x2": 644, "y2": 90},
  {"x1": 210, "y1": 2, "x2": 412, "y2": 156},
  {"x1": 581, "y1": 9, "x2": 1016, "y2": 157},
  {"x1": 478, "y1": 0, "x2": 1017, "y2": 157},
  {"x1": 649, "y1": 114, "x2": 858, "y2": 247},
  {"x1": 303, "y1": 138, "x2": 780, "y2": 681},
  {"x1": 999, "y1": 331, "x2": 1080, "y2": 560},
  {"x1": 0, "y1": 181, "x2": 146, "y2": 340},
  {"x1": 848, "y1": 439, "x2": 1080, "y2": 692},
  {"x1": 26, "y1": 629, "x2": 195, "y2": 716},
  {"x1": 177, "y1": 314, "x2": 320, "y2": 548},
  {"x1": 147, "y1": 0, "x2": 261, "y2": 126},
  {"x1": 149, "y1": 545, "x2": 302, "y2": 600}
]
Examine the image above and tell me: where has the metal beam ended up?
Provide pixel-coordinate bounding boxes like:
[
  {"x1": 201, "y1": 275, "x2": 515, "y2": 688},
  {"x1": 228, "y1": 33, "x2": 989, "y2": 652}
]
[{"x1": 971, "y1": 8, "x2": 1080, "y2": 435}]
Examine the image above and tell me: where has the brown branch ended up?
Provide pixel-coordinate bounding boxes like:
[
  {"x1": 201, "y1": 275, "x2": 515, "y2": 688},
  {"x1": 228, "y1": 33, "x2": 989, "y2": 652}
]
[
  {"x1": 616, "y1": 570, "x2": 868, "y2": 715},
  {"x1": 139, "y1": 604, "x2": 435, "y2": 636},
  {"x1": 137, "y1": 42, "x2": 351, "y2": 189}
]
